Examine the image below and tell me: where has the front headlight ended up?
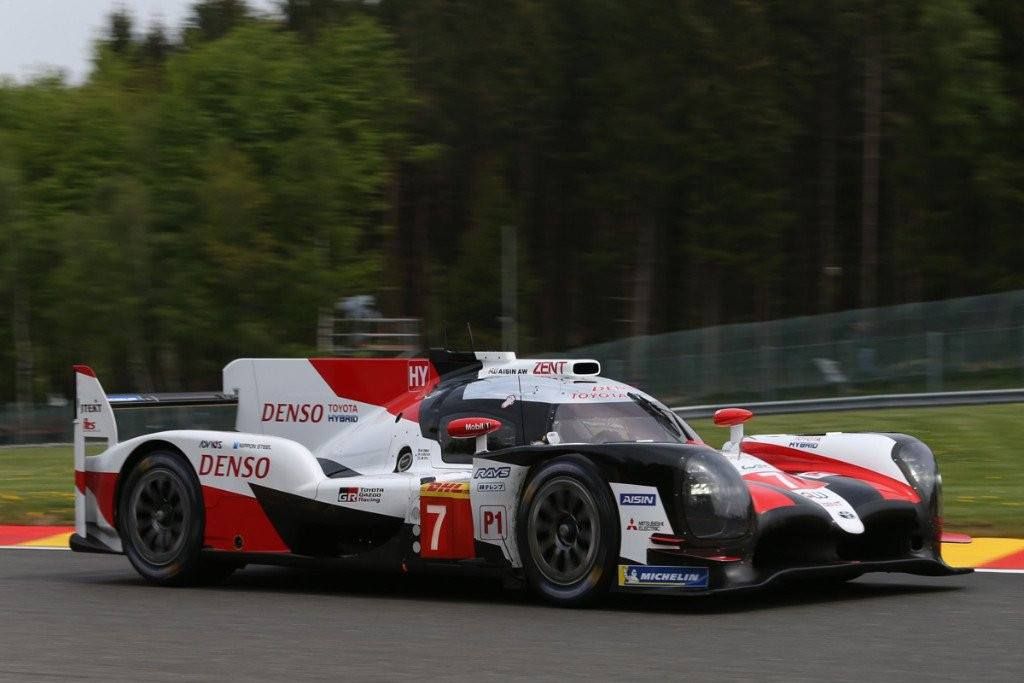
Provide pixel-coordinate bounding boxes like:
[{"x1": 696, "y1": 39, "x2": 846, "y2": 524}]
[
  {"x1": 889, "y1": 436, "x2": 944, "y2": 547},
  {"x1": 681, "y1": 451, "x2": 752, "y2": 540},
  {"x1": 890, "y1": 437, "x2": 939, "y2": 502}
]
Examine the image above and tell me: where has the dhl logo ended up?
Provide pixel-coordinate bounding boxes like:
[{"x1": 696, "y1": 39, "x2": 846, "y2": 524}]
[{"x1": 421, "y1": 481, "x2": 470, "y2": 499}]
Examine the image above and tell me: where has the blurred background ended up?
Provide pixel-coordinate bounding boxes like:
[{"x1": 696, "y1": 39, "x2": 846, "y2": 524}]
[{"x1": 2, "y1": 0, "x2": 1024, "y2": 443}]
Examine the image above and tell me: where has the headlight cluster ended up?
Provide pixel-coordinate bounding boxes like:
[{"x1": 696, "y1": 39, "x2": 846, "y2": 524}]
[
  {"x1": 891, "y1": 438, "x2": 939, "y2": 501},
  {"x1": 681, "y1": 452, "x2": 752, "y2": 540},
  {"x1": 890, "y1": 437, "x2": 942, "y2": 519}
]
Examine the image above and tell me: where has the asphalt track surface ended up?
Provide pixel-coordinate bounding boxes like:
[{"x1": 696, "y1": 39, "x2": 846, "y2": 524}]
[{"x1": 1, "y1": 550, "x2": 1020, "y2": 682}]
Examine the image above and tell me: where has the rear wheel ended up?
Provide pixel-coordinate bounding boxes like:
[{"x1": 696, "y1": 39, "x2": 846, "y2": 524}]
[
  {"x1": 119, "y1": 451, "x2": 229, "y2": 586},
  {"x1": 516, "y1": 457, "x2": 618, "y2": 606}
]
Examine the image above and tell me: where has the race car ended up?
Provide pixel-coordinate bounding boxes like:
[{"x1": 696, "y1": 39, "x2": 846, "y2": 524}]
[{"x1": 70, "y1": 350, "x2": 969, "y2": 605}]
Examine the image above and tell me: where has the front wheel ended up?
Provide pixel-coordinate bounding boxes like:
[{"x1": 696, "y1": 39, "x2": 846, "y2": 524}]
[
  {"x1": 516, "y1": 456, "x2": 619, "y2": 606},
  {"x1": 119, "y1": 451, "x2": 210, "y2": 586}
]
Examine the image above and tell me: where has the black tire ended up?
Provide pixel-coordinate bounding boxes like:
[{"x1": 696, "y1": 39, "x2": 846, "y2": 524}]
[
  {"x1": 119, "y1": 450, "x2": 210, "y2": 586},
  {"x1": 516, "y1": 456, "x2": 619, "y2": 606}
]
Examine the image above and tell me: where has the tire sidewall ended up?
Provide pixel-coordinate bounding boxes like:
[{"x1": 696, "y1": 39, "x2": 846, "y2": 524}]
[
  {"x1": 119, "y1": 451, "x2": 204, "y2": 585},
  {"x1": 516, "y1": 455, "x2": 619, "y2": 606}
]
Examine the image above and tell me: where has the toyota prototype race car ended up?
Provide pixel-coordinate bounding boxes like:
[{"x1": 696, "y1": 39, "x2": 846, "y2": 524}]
[{"x1": 70, "y1": 351, "x2": 970, "y2": 605}]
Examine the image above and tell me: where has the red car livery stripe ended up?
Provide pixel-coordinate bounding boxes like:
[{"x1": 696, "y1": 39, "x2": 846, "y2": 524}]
[
  {"x1": 75, "y1": 470, "x2": 119, "y2": 525},
  {"x1": 742, "y1": 441, "x2": 920, "y2": 503},
  {"x1": 201, "y1": 485, "x2": 289, "y2": 553},
  {"x1": 746, "y1": 481, "x2": 798, "y2": 513},
  {"x1": 308, "y1": 358, "x2": 440, "y2": 420}
]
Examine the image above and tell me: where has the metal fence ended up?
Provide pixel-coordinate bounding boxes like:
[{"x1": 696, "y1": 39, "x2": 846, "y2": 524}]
[
  {"x1": 317, "y1": 316, "x2": 421, "y2": 356},
  {"x1": 568, "y1": 289, "x2": 1024, "y2": 404},
  {"x1": 5, "y1": 290, "x2": 1024, "y2": 444},
  {"x1": 0, "y1": 403, "x2": 236, "y2": 446}
]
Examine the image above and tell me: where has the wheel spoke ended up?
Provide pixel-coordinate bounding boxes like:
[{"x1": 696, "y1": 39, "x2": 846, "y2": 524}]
[
  {"x1": 571, "y1": 497, "x2": 584, "y2": 515},
  {"x1": 528, "y1": 476, "x2": 603, "y2": 586},
  {"x1": 127, "y1": 466, "x2": 196, "y2": 565}
]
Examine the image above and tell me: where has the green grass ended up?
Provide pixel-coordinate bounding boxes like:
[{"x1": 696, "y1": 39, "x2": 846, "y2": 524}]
[
  {"x1": 2, "y1": 403, "x2": 1022, "y2": 535},
  {"x1": 691, "y1": 403, "x2": 1024, "y2": 537},
  {"x1": 0, "y1": 446, "x2": 76, "y2": 525}
]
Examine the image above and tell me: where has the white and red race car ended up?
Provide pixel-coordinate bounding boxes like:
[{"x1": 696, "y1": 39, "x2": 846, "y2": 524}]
[{"x1": 71, "y1": 351, "x2": 968, "y2": 605}]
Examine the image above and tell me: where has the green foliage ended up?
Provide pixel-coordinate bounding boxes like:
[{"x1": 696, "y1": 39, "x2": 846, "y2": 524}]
[
  {"x1": 0, "y1": 12, "x2": 414, "y2": 396},
  {"x1": 0, "y1": 0, "x2": 1022, "y2": 400}
]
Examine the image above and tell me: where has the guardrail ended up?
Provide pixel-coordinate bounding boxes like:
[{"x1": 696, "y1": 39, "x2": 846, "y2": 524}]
[{"x1": 671, "y1": 387, "x2": 1024, "y2": 419}]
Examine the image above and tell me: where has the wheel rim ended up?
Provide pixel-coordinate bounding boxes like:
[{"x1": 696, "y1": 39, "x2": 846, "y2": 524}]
[
  {"x1": 127, "y1": 468, "x2": 190, "y2": 566},
  {"x1": 527, "y1": 476, "x2": 601, "y2": 586}
]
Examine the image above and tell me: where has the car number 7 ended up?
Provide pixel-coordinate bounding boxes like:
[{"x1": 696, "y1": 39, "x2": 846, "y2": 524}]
[{"x1": 425, "y1": 504, "x2": 447, "y2": 551}]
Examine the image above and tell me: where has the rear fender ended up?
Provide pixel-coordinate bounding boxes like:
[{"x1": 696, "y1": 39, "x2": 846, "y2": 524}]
[{"x1": 80, "y1": 430, "x2": 323, "y2": 553}]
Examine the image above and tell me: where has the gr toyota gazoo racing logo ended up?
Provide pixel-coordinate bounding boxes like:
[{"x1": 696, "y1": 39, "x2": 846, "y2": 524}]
[{"x1": 337, "y1": 487, "x2": 383, "y2": 504}]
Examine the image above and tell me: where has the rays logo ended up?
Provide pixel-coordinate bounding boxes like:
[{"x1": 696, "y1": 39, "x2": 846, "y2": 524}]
[{"x1": 474, "y1": 466, "x2": 510, "y2": 479}]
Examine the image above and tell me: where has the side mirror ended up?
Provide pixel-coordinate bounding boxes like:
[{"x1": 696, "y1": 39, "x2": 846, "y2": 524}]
[
  {"x1": 447, "y1": 417, "x2": 503, "y2": 454},
  {"x1": 713, "y1": 408, "x2": 753, "y2": 455}
]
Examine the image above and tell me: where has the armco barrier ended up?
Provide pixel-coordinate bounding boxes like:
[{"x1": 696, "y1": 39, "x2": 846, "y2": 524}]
[{"x1": 672, "y1": 387, "x2": 1024, "y2": 419}]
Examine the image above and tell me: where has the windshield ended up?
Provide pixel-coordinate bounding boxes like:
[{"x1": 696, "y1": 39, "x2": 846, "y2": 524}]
[{"x1": 550, "y1": 394, "x2": 694, "y2": 444}]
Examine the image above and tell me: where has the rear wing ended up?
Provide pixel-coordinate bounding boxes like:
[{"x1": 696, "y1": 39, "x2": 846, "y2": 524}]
[
  {"x1": 73, "y1": 365, "x2": 116, "y2": 540},
  {"x1": 74, "y1": 366, "x2": 119, "y2": 446},
  {"x1": 73, "y1": 365, "x2": 237, "y2": 448}
]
